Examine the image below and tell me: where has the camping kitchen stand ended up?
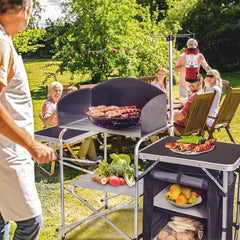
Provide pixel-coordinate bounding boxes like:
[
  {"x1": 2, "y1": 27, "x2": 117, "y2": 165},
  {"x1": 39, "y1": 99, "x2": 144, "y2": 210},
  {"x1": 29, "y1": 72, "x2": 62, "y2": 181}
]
[
  {"x1": 138, "y1": 136, "x2": 240, "y2": 240},
  {"x1": 34, "y1": 34, "x2": 240, "y2": 239},
  {"x1": 33, "y1": 33, "x2": 179, "y2": 239},
  {"x1": 35, "y1": 79, "x2": 240, "y2": 240},
  {"x1": 35, "y1": 77, "x2": 169, "y2": 240},
  {"x1": 35, "y1": 82, "x2": 240, "y2": 239}
]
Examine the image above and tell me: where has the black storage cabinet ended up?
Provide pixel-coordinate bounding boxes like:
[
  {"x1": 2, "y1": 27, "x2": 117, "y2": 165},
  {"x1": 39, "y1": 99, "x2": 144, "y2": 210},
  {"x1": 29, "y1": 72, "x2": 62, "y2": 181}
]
[{"x1": 142, "y1": 161, "x2": 236, "y2": 240}]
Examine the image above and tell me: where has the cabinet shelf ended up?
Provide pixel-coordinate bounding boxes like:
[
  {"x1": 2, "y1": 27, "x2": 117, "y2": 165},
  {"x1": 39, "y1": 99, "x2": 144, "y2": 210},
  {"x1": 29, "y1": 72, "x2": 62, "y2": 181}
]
[{"x1": 153, "y1": 185, "x2": 208, "y2": 219}]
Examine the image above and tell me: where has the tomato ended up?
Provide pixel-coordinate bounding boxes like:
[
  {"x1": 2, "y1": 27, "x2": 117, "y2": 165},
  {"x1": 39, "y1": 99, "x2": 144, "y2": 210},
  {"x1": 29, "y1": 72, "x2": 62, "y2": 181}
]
[
  {"x1": 202, "y1": 145, "x2": 212, "y2": 151},
  {"x1": 108, "y1": 176, "x2": 120, "y2": 186},
  {"x1": 207, "y1": 145, "x2": 211, "y2": 150},
  {"x1": 119, "y1": 178, "x2": 126, "y2": 185}
]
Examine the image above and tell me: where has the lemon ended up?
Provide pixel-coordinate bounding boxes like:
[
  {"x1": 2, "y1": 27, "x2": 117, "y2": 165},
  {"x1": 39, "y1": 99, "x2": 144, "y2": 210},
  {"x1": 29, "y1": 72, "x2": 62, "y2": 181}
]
[
  {"x1": 165, "y1": 192, "x2": 172, "y2": 200},
  {"x1": 172, "y1": 189, "x2": 181, "y2": 200}
]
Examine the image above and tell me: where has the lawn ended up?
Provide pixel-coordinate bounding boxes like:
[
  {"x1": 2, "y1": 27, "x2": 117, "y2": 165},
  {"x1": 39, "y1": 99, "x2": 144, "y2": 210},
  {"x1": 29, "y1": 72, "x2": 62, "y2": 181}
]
[{"x1": 8, "y1": 59, "x2": 240, "y2": 239}]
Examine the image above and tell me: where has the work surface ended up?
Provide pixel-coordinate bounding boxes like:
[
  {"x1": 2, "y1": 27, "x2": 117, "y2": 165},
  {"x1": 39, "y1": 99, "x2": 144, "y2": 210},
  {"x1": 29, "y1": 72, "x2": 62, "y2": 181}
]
[
  {"x1": 139, "y1": 136, "x2": 240, "y2": 171},
  {"x1": 70, "y1": 172, "x2": 144, "y2": 197}
]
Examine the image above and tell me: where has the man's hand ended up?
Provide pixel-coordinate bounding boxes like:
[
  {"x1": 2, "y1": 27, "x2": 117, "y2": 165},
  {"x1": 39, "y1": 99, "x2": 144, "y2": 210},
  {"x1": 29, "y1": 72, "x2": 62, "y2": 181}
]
[{"x1": 30, "y1": 141, "x2": 56, "y2": 164}]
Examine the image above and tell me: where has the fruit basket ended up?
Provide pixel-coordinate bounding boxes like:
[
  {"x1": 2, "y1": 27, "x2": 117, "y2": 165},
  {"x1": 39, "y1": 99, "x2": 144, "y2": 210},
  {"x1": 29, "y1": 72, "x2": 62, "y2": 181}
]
[
  {"x1": 166, "y1": 196, "x2": 202, "y2": 209},
  {"x1": 165, "y1": 184, "x2": 202, "y2": 208}
]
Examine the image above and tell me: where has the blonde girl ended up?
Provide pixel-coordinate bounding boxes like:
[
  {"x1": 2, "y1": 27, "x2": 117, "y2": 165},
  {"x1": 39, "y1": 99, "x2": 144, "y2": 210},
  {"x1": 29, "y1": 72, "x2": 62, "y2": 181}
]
[
  {"x1": 204, "y1": 69, "x2": 222, "y2": 127},
  {"x1": 151, "y1": 67, "x2": 169, "y2": 93}
]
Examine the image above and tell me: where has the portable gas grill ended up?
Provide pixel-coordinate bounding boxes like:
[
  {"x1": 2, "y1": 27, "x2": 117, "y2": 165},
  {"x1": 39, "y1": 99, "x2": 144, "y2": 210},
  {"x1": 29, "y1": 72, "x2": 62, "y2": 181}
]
[{"x1": 35, "y1": 77, "x2": 169, "y2": 240}]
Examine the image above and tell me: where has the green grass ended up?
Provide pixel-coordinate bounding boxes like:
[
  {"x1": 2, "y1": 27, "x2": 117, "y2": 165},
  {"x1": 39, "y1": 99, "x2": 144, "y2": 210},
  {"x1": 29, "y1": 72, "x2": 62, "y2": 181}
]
[{"x1": 9, "y1": 59, "x2": 240, "y2": 239}]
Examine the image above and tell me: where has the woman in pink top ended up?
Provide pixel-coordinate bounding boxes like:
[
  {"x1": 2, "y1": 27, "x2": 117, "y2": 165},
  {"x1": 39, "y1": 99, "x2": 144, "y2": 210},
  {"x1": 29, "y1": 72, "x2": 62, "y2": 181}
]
[
  {"x1": 174, "y1": 38, "x2": 211, "y2": 99},
  {"x1": 42, "y1": 81, "x2": 98, "y2": 161}
]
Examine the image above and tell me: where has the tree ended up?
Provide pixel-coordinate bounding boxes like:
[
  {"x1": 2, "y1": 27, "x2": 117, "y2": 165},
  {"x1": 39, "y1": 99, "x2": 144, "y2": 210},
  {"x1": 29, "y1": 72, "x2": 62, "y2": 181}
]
[
  {"x1": 136, "y1": 0, "x2": 169, "y2": 21},
  {"x1": 54, "y1": 0, "x2": 181, "y2": 83},
  {"x1": 13, "y1": 0, "x2": 45, "y2": 56},
  {"x1": 166, "y1": 0, "x2": 240, "y2": 71},
  {"x1": 13, "y1": 29, "x2": 44, "y2": 55}
]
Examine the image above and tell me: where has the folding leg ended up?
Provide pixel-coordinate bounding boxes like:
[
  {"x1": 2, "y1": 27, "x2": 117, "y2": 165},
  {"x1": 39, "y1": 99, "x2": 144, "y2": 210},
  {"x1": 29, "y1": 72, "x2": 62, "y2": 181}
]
[
  {"x1": 225, "y1": 126, "x2": 236, "y2": 143},
  {"x1": 222, "y1": 171, "x2": 228, "y2": 240},
  {"x1": 234, "y1": 171, "x2": 240, "y2": 240}
]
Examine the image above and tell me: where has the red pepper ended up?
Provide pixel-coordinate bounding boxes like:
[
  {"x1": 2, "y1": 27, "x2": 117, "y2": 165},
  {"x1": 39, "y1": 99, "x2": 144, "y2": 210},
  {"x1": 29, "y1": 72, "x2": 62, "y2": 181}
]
[
  {"x1": 108, "y1": 176, "x2": 120, "y2": 186},
  {"x1": 119, "y1": 177, "x2": 126, "y2": 185}
]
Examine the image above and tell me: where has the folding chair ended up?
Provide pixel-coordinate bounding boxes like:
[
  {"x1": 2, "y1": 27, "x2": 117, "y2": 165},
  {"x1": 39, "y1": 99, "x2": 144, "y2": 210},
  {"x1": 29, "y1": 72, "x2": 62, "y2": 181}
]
[
  {"x1": 174, "y1": 91, "x2": 216, "y2": 136},
  {"x1": 206, "y1": 87, "x2": 240, "y2": 143},
  {"x1": 220, "y1": 79, "x2": 230, "y2": 101}
]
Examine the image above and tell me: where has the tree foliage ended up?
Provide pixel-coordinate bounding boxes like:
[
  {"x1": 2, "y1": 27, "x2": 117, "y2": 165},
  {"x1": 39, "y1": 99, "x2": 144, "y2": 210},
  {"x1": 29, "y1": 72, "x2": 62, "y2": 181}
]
[
  {"x1": 136, "y1": 0, "x2": 169, "y2": 21},
  {"x1": 16, "y1": 0, "x2": 239, "y2": 78},
  {"x1": 13, "y1": 0, "x2": 45, "y2": 55},
  {"x1": 53, "y1": 0, "x2": 181, "y2": 83},
  {"x1": 166, "y1": 0, "x2": 240, "y2": 71},
  {"x1": 13, "y1": 28, "x2": 44, "y2": 55}
]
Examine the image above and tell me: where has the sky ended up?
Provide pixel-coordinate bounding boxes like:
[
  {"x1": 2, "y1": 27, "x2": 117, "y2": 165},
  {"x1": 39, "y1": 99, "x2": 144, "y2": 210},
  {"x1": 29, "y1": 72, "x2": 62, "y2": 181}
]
[{"x1": 39, "y1": 0, "x2": 63, "y2": 27}]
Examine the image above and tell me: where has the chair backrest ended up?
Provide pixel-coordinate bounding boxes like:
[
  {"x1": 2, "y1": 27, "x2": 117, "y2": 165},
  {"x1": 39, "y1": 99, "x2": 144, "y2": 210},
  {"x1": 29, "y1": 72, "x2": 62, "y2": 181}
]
[
  {"x1": 220, "y1": 79, "x2": 229, "y2": 101},
  {"x1": 182, "y1": 91, "x2": 216, "y2": 135},
  {"x1": 213, "y1": 87, "x2": 240, "y2": 127},
  {"x1": 62, "y1": 83, "x2": 79, "y2": 97},
  {"x1": 46, "y1": 83, "x2": 79, "y2": 97},
  {"x1": 138, "y1": 76, "x2": 156, "y2": 84}
]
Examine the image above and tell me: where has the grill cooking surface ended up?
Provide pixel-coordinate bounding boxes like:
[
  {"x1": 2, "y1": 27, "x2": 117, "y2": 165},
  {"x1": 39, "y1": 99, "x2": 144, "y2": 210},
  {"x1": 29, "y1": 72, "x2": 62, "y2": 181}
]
[{"x1": 57, "y1": 78, "x2": 168, "y2": 137}]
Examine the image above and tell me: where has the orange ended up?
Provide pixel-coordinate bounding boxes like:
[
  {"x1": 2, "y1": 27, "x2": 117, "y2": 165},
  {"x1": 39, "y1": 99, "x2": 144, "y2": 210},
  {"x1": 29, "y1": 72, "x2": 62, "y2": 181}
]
[
  {"x1": 170, "y1": 184, "x2": 180, "y2": 193},
  {"x1": 175, "y1": 195, "x2": 188, "y2": 204}
]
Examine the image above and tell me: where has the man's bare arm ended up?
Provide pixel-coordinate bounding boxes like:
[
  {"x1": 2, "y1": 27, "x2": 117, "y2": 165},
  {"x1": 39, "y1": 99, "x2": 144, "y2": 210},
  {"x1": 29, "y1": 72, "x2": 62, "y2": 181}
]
[{"x1": 174, "y1": 64, "x2": 185, "y2": 72}]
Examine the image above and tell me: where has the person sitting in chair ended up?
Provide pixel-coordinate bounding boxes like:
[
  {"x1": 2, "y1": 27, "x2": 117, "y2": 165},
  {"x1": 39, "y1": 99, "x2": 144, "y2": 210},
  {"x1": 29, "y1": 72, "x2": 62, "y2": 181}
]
[
  {"x1": 41, "y1": 81, "x2": 98, "y2": 161},
  {"x1": 204, "y1": 69, "x2": 222, "y2": 127},
  {"x1": 151, "y1": 67, "x2": 169, "y2": 94},
  {"x1": 42, "y1": 81, "x2": 63, "y2": 128},
  {"x1": 170, "y1": 78, "x2": 204, "y2": 135}
]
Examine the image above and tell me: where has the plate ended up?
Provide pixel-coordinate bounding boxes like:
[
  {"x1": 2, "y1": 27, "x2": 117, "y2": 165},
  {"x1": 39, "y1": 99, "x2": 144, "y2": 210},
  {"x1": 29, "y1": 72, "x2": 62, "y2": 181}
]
[
  {"x1": 169, "y1": 145, "x2": 215, "y2": 155},
  {"x1": 167, "y1": 195, "x2": 202, "y2": 208}
]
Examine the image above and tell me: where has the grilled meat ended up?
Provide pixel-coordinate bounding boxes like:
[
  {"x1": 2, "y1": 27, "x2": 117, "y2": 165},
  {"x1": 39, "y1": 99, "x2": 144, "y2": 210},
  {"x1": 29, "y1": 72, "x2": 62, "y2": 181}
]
[{"x1": 87, "y1": 105, "x2": 141, "y2": 118}]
